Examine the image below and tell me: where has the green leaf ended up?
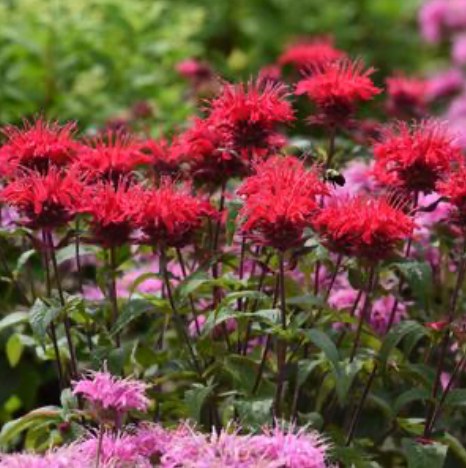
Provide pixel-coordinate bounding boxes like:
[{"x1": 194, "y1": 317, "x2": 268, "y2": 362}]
[
  {"x1": 0, "y1": 406, "x2": 61, "y2": 448},
  {"x1": 379, "y1": 321, "x2": 423, "y2": 369},
  {"x1": 444, "y1": 389, "x2": 466, "y2": 407},
  {"x1": 444, "y1": 433, "x2": 466, "y2": 465},
  {"x1": 302, "y1": 329, "x2": 340, "y2": 368},
  {"x1": 348, "y1": 268, "x2": 367, "y2": 290},
  {"x1": 13, "y1": 249, "x2": 35, "y2": 278},
  {"x1": 29, "y1": 299, "x2": 61, "y2": 346},
  {"x1": 56, "y1": 244, "x2": 97, "y2": 266},
  {"x1": 175, "y1": 270, "x2": 211, "y2": 300},
  {"x1": 6, "y1": 333, "x2": 24, "y2": 367},
  {"x1": 184, "y1": 383, "x2": 215, "y2": 423},
  {"x1": 394, "y1": 261, "x2": 433, "y2": 306},
  {"x1": 224, "y1": 355, "x2": 259, "y2": 395},
  {"x1": 402, "y1": 438, "x2": 448, "y2": 468},
  {"x1": 111, "y1": 299, "x2": 154, "y2": 336},
  {"x1": 296, "y1": 359, "x2": 323, "y2": 388},
  {"x1": 0, "y1": 312, "x2": 29, "y2": 333},
  {"x1": 394, "y1": 388, "x2": 431, "y2": 414}
]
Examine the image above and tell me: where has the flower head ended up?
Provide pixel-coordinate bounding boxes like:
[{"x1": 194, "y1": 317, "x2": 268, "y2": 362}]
[
  {"x1": 251, "y1": 424, "x2": 331, "y2": 468},
  {"x1": 136, "y1": 179, "x2": 216, "y2": 248},
  {"x1": 0, "y1": 447, "x2": 90, "y2": 468},
  {"x1": 279, "y1": 37, "x2": 346, "y2": 71},
  {"x1": 208, "y1": 78, "x2": 295, "y2": 158},
  {"x1": 296, "y1": 59, "x2": 382, "y2": 127},
  {"x1": 436, "y1": 163, "x2": 466, "y2": 228},
  {"x1": 74, "y1": 131, "x2": 150, "y2": 182},
  {"x1": 373, "y1": 120, "x2": 463, "y2": 194},
  {"x1": 238, "y1": 155, "x2": 329, "y2": 250},
  {"x1": 313, "y1": 195, "x2": 415, "y2": 260},
  {"x1": 79, "y1": 180, "x2": 142, "y2": 247},
  {"x1": 385, "y1": 74, "x2": 428, "y2": 119},
  {"x1": 141, "y1": 138, "x2": 182, "y2": 177},
  {"x1": 172, "y1": 118, "x2": 248, "y2": 185},
  {"x1": 72, "y1": 370, "x2": 149, "y2": 420},
  {"x1": 0, "y1": 119, "x2": 78, "y2": 176},
  {"x1": 0, "y1": 167, "x2": 84, "y2": 229}
]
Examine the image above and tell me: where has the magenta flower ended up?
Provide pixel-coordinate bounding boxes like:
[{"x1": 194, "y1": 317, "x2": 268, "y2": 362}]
[{"x1": 72, "y1": 371, "x2": 149, "y2": 417}]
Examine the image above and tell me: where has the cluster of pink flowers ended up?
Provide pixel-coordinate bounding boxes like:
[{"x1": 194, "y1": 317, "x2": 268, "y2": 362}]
[{"x1": 0, "y1": 422, "x2": 332, "y2": 468}]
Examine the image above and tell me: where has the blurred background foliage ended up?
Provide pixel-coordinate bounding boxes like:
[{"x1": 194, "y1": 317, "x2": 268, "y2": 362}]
[{"x1": 0, "y1": 0, "x2": 431, "y2": 133}]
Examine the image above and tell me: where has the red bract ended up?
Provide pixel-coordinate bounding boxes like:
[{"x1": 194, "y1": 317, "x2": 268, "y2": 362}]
[
  {"x1": 386, "y1": 74, "x2": 428, "y2": 119},
  {"x1": 172, "y1": 118, "x2": 248, "y2": 185},
  {"x1": 79, "y1": 181, "x2": 142, "y2": 247},
  {"x1": 295, "y1": 59, "x2": 382, "y2": 128},
  {"x1": 373, "y1": 120, "x2": 462, "y2": 194},
  {"x1": 238, "y1": 155, "x2": 329, "y2": 251},
  {"x1": 74, "y1": 131, "x2": 151, "y2": 182},
  {"x1": 279, "y1": 37, "x2": 346, "y2": 71},
  {"x1": 208, "y1": 78, "x2": 295, "y2": 159},
  {"x1": 0, "y1": 168, "x2": 84, "y2": 229},
  {"x1": 0, "y1": 119, "x2": 78, "y2": 176},
  {"x1": 136, "y1": 179, "x2": 216, "y2": 248},
  {"x1": 141, "y1": 138, "x2": 181, "y2": 177},
  {"x1": 313, "y1": 195, "x2": 415, "y2": 260}
]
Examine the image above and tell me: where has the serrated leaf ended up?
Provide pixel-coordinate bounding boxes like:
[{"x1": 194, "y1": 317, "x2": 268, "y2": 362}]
[
  {"x1": 302, "y1": 329, "x2": 340, "y2": 368},
  {"x1": 111, "y1": 299, "x2": 154, "y2": 336},
  {"x1": 402, "y1": 438, "x2": 448, "y2": 468},
  {"x1": 224, "y1": 355, "x2": 259, "y2": 395},
  {"x1": 29, "y1": 299, "x2": 61, "y2": 346},
  {"x1": 184, "y1": 384, "x2": 214, "y2": 423},
  {"x1": 379, "y1": 321, "x2": 423, "y2": 369}
]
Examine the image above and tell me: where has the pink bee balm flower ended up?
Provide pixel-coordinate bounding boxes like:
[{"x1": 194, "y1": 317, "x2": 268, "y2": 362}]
[
  {"x1": 73, "y1": 371, "x2": 149, "y2": 416},
  {"x1": 250, "y1": 424, "x2": 331, "y2": 468}
]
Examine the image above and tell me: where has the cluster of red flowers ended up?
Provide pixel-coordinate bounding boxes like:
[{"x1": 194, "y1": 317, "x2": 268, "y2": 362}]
[
  {"x1": 313, "y1": 196, "x2": 416, "y2": 260},
  {"x1": 373, "y1": 120, "x2": 463, "y2": 194},
  {"x1": 279, "y1": 37, "x2": 346, "y2": 71},
  {"x1": 385, "y1": 74, "x2": 428, "y2": 119},
  {"x1": 0, "y1": 39, "x2": 462, "y2": 267},
  {"x1": 295, "y1": 59, "x2": 382, "y2": 127},
  {"x1": 238, "y1": 156, "x2": 328, "y2": 250},
  {"x1": 0, "y1": 119, "x2": 216, "y2": 250},
  {"x1": 0, "y1": 119, "x2": 78, "y2": 176}
]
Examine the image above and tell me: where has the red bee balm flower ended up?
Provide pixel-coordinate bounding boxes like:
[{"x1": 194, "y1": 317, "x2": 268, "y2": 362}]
[
  {"x1": 437, "y1": 163, "x2": 466, "y2": 227},
  {"x1": 373, "y1": 120, "x2": 462, "y2": 194},
  {"x1": 296, "y1": 59, "x2": 382, "y2": 128},
  {"x1": 172, "y1": 118, "x2": 248, "y2": 185},
  {"x1": 279, "y1": 37, "x2": 346, "y2": 71},
  {"x1": 0, "y1": 168, "x2": 84, "y2": 229},
  {"x1": 0, "y1": 119, "x2": 78, "y2": 176},
  {"x1": 208, "y1": 79, "x2": 295, "y2": 159},
  {"x1": 79, "y1": 181, "x2": 142, "y2": 247},
  {"x1": 313, "y1": 195, "x2": 415, "y2": 260},
  {"x1": 136, "y1": 180, "x2": 216, "y2": 248},
  {"x1": 386, "y1": 74, "x2": 428, "y2": 119},
  {"x1": 74, "y1": 131, "x2": 151, "y2": 182},
  {"x1": 238, "y1": 156, "x2": 329, "y2": 251},
  {"x1": 141, "y1": 138, "x2": 181, "y2": 177}
]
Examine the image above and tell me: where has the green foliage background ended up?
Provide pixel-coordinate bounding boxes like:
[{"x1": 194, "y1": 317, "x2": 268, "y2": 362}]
[{"x1": 0, "y1": 0, "x2": 429, "y2": 130}]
